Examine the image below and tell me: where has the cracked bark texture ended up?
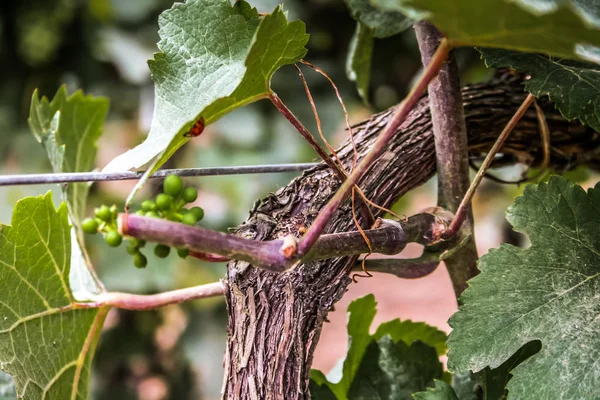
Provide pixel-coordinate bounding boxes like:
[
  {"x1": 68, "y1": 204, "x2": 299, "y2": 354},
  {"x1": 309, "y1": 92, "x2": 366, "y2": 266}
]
[{"x1": 222, "y1": 72, "x2": 600, "y2": 399}]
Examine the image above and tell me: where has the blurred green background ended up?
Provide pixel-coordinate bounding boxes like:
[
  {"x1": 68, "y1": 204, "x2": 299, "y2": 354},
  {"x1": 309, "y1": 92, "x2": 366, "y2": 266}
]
[{"x1": 0, "y1": 1, "x2": 542, "y2": 399}]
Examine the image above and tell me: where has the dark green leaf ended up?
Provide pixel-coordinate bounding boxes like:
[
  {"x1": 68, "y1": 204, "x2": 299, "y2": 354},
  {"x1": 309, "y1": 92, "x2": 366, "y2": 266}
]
[
  {"x1": 449, "y1": 372, "x2": 479, "y2": 400},
  {"x1": 371, "y1": 0, "x2": 600, "y2": 62},
  {"x1": 346, "y1": 23, "x2": 374, "y2": 103},
  {"x1": 348, "y1": 336, "x2": 443, "y2": 400},
  {"x1": 103, "y1": 0, "x2": 309, "y2": 191},
  {"x1": 474, "y1": 341, "x2": 541, "y2": 399},
  {"x1": 0, "y1": 193, "x2": 108, "y2": 399},
  {"x1": 479, "y1": 48, "x2": 600, "y2": 132},
  {"x1": 344, "y1": 0, "x2": 412, "y2": 38},
  {"x1": 310, "y1": 370, "x2": 339, "y2": 400},
  {"x1": 448, "y1": 176, "x2": 600, "y2": 398},
  {"x1": 412, "y1": 380, "x2": 458, "y2": 400},
  {"x1": 310, "y1": 295, "x2": 447, "y2": 399},
  {"x1": 28, "y1": 86, "x2": 108, "y2": 299}
]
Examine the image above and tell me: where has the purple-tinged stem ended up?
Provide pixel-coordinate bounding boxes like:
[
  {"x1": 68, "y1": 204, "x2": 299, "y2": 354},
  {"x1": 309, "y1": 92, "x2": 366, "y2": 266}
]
[
  {"x1": 297, "y1": 38, "x2": 451, "y2": 256},
  {"x1": 121, "y1": 214, "x2": 291, "y2": 272},
  {"x1": 442, "y1": 93, "x2": 535, "y2": 239},
  {"x1": 415, "y1": 22, "x2": 477, "y2": 298},
  {"x1": 78, "y1": 282, "x2": 225, "y2": 310},
  {"x1": 269, "y1": 90, "x2": 375, "y2": 226},
  {"x1": 355, "y1": 250, "x2": 442, "y2": 279},
  {"x1": 119, "y1": 212, "x2": 451, "y2": 271},
  {"x1": 269, "y1": 92, "x2": 346, "y2": 181}
]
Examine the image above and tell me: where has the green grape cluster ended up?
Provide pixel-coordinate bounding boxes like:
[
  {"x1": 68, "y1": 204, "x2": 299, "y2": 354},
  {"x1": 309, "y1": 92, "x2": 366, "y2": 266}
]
[
  {"x1": 82, "y1": 204, "x2": 121, "y2": 245},
  {"x1": 82, "y1": 174, "x2": 204, "y2": 268}
]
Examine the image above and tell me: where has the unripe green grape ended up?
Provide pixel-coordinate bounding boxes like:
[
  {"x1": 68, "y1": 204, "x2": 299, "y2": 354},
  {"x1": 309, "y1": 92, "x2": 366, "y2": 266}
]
[
  {"x1": 177, "y1": 248, "x2": 189, "y2": 259},
  {"x1": 146, "y1": 211, "x2": 160, "y2": 218},
  {"x1": 163, "y1": 175, "x2": 184, "y2": 197},
  {"x1": 189, "y1": 206, "x2": 204, "y2": 221},
  {"x1": 182, "y1": 187, "x2": 198, "y2": 203},
  {"x1": 141, "y1": 200, "x2": 156, "y2": 212},
  {"x1": 105, "y1": 231, "x2": 123, "y2": 247},
  {"x1": 154, "y1": 244, "x2": 171, "y2": 258},
  {"x1": 81, "y1": 218, "x2": 99, "y2": 234},
  {"x1": 136, "y1": 210, "x2": 146, "y2": 216},
  {"x1": 156, "y1": 193, "x2": 174, "y2": 211},
  {"x1": 126, "y1": 244, "x2": 138, "y2": 255},
  {"x1": 95, "y1": 205, "x2": 112, "y2": 222},
  {"x1": 133, "y1": 252, "x2": 148, "y2": 268},
  {"x1": 110, "y1": 205, "x2": 118, "y2": 219},
  {"x1": 138, "y1": 239, "x2": 146, "y2": 248},
  {"x1": 181, "y1": 212, "x2": 197, "y2": 226}
]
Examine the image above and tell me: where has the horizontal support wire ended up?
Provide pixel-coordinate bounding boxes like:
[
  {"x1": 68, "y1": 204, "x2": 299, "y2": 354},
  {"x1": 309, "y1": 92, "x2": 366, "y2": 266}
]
[{"x1": 0, "y1": 163, "x2": 320, "y2": 186}]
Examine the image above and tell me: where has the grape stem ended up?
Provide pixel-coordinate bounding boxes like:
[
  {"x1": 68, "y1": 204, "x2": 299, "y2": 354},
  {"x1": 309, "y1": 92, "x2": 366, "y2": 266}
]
[
  {"x1": 118, "y1": 210, "x2": 452, "y2": 272},
  {"x1": 296, "y1": 38, "x2": 451, "y2": 257},
  {"x1": 78, "y1": 281, "x2": 226, "y2": 310}
]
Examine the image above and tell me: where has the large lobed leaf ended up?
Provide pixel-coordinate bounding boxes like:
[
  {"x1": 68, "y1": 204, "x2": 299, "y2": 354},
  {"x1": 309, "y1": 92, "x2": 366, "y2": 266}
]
[
  {"x1": 344, "y1": 0, "x2": 412, "y2": 39},
  {"x1": 0, "y1": 193, "x2": 107, "y2": 399},
  {"x1": 28, "y1": 86, "x2": 108, "y2": 300},
  {"x1": 28, "y1": 86, "x2": 108, "y2": 231},
  {"x1": 479, "y1": 48, "x2": 600, "y2": 132},
  {"x1": 344, "y1": 0, "x2": 411, "y2": 102},
  {"x1": 448, "y1": 176, "x2": 600, "y2": 398},
  {"x1": 102, "y1": 0, "x2": 308, "y2": 182},
  {"x1": 412, "y1": 380, "x2": 458, "y2": 400},
  {"x1": 346, "y1": 23, "x2": 374, "y2": 103},
  {"x1": 310, "y1": 295, "x2": 446, "y2": 400},
  {"x1": 372, "y1": 0, "x2": 600, "y2": 62}
]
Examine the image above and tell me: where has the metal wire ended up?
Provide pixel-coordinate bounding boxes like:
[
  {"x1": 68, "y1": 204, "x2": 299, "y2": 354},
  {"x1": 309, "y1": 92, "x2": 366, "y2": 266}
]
[{"x1": 0, "y1": 163, "x2": 321, "y2": 186}]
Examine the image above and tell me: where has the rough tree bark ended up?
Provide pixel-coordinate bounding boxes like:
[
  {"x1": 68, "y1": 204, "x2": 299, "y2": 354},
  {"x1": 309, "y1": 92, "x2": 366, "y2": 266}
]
[{"x1": 222, "y1": 72, "x2": 600, "y2": 399}]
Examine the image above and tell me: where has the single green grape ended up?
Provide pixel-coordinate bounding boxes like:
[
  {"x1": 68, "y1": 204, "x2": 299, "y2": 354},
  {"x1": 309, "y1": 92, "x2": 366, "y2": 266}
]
[
  {"x1": 136, "y1": 210, "x2": 146, "y2": 216},
  {"x1": 146, "y1": 211, "x2": 161, "y2": 218},
  {"x1": 181, "y1": 212, "x2": 197, "y2": 225},
  {"x1": 141, "y1": 200, "x2": 156, "y2": 212},
  {"x1": 182, "y1": 187, "x2": 198, "y2": 203},
  {"x1": 138, "y1": 239, "x2": 146, "y2": 248},
  {"x1": 95, "y1": 205, "x2": 112, "y2": 222},
  {"x1": 156, "y1": 193, "x2": 174, "y2": 211},
  {"x1": 189, "y1": 206, "x2": 204, "y2": 221},
  {"x1": 163, "y1": 175, "x2": 184, "y2": 197},
  {"x1": 81, "y1": 218, "x2": 99, "y2": 234},
  {"x1": 177, "y1": 248, "x2": 189, "y2": 259},
  {"x1": 154, "y1": 244, "x2": 171, "y2": 258},
  {"x1": 105, "y1": 231, "x2": 123, "y2": 247},
  {"x1": 133, "y1": 252, "x2": 148, "y2": 268},
  {"x1": 126, "y1": 244, "x2": 138, "y2": 255},
  {"x1": 110, "y1": 205, "x2": 118, "y2": 219}
]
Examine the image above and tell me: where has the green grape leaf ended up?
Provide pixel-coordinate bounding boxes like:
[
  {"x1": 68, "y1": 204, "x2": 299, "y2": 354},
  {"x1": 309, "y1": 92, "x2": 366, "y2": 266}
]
[
  {"x1": 310, "y1": 371, "x2": 339, "y2": 400},
  {"x1": 346, "y1": 23, "x2": 374, "y2": 103},
  {"x1": 412, "y1": 380, "x2": 458, "y2": 400},
  {"x1": 344, "y1": 0, "x2": 412, "y2": 39},
  {"x1": 348, "y1": 336, "x2": 443, "y2": 400},
  {"x1": 0, "y1": 371, "x2": 16, "y2": 400},
  {"x1": 371, "y1": 0, "x2": 600, "y2": 62},
  {"x1": 473, "y1": 341, "x2": 541, "y2": 399},
  {"x1": 479, "y1": 48, "x2": 600, "y2": 132},
  {"x1": 0, "y1": 193, "x2": 108, "y2": 400},
  {"x1": 447, "y1": 176, "x2": 600, "y2": 398},
  {"x1": 28, "y1": 86, "x2": 108, "y2": 299},
  {"x1": 102, "y1": 0, "x2": 308, "y2": 191},
  {"x1": 373, "y1": 318, "x2": 447, "y2": 357},
  {"x1": 310, "y1": 295, "x2": 447, "y2": 400}
]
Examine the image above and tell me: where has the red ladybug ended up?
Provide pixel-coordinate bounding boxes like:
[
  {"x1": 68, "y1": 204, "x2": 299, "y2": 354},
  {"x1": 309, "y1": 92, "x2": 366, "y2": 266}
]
[{"x1": 184, "y1": 117, "x2": 205, "y2": 137}]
